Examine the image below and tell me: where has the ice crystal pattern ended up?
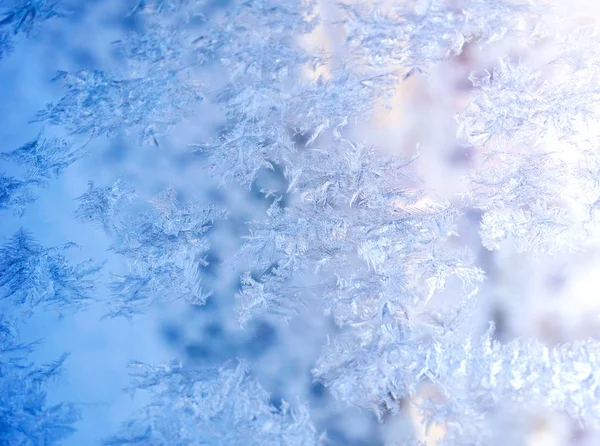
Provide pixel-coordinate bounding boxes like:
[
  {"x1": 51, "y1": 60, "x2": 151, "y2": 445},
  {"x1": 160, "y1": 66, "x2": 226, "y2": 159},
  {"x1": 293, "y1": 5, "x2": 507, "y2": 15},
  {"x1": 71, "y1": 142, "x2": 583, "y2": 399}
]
[{"x1": 3, "y1": 0, "x2": 600, "y2": 445}]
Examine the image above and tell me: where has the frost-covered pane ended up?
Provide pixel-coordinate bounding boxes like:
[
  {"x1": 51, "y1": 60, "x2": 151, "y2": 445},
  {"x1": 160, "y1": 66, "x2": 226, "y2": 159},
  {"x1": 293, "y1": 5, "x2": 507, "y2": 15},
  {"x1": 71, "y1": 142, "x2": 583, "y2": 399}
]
[{"x1": 3, "y1": 0, "x2": 600, "y2": 444}]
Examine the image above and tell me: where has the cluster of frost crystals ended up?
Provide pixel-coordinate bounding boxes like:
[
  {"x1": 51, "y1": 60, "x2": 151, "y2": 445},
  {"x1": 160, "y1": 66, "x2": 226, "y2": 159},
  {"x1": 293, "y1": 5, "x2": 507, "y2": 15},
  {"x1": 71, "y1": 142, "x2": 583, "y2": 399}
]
[
  {"x1": 460, "y1": 55, "x2": 600, "y2": 147},
  {"x1": 0, "y1": 230, "x2": 96, "y2": 443},
  {"x1": 339, "y1": 0, "x2": 543, "y2": 70},
  {"x1": 190, "y1": 0, "x2": 407, "y2": 189},
  {"x1": 235, "y1": 138, "x2": 483, "y2": 328},
  {"x1": 192, "y1": 0, "x2": 322, "y2": 187},
  {"x1": 35, "y1": 68, "x2": 203, "y2": 146},
  {"x1": 0, "y1": 137, "x2": 81, "y2": 214},
  {"x1": 0, "y1": 0, "x2": 206, "y2": 208},
  {"x1": 428, "y1": 331, "x2": 600, "y2": 444},
  {"x1": 1, "y1": 137, "x2": 81, "y2": 180},
  {"x1": 105, "y1": 359, "x2": 324, "y2": 446},
  {"x1": 0, "y1": 0, "x2": 70, "y2": 59},
  {"x1": 0, "y1": 232, "x2": 93, "y2": 444},
  {"x1": 0, "y1": 174, "x2": 37, "y2": 215},
  {"x1": 219, "y1": 1, "x2": 600, "y2": 444},
  {"x1": 0, "y1": 229, "x2": 101, "y2": 315},
  {"x1": 459, "y1": 150, "x2": 584, "y2": 254},
  {"x1": 0, "y1": 318, "x2": 80, "y2": 446},
  {"x1": 451, "y1": 18, "x2": 600, "y2": 256},
  {"x1": 75, "y1": 181, "x2": 218, "y2": 318},
  {"x1": 29, "y1": 0, "x2": 208, "y2": 152},
  {"x1": 316, "y1": 323, "x2": 600, "y2": 441}
]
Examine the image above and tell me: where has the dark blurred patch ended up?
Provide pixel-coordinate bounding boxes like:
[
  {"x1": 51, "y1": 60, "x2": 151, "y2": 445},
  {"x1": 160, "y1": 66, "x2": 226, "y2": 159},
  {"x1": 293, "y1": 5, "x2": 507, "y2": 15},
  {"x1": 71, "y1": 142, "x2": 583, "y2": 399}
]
[
  {"x1": 185, "y1": 342, "x2": 211, "y2": 361},
  {"x1": 546, "y1": 271, "x2": 567, "y2": 293},
  {"x1": 448, "y1": 145, "x2": 475, "y2": 167},
  {"x1": 187, "y1": 14, "x2": 207, "y2": 27},
  {"x1": 310, "y1": 381, "x2": 326, "y2": 400},
  {"x1": 290, "y1": 128, "x2": 310, "y2": 147},
  {"x1": 118, "y1": 13, "x2": 144, "y2": 33},
  {"x1": 70, "y1": 47, "x2": 99, "y2": 69},
  {"x1": 268, "y1": 394, "x2": 284, "y2": 412},
  {"x1": 456, "y1": 77, "x2": 474, "y2": 92},
  {"x1": 202, "y1": 247, "x2": 221, "y2": 278},
  {"x1": 325, "y1": 422, "x2": 383, "y2": 446},
  {"x1": 203, "y1": 321, "x2": 223, "y2": 339},
  {"x1": 101, "y1": 137, "x2": 130, "y2": 165},
  {"x1": 491, "y1": 305, "x2": 507, "y2": 341},
  {"x1": 244, "y1": 320, "x2": 277, "y2": 358},
  {"x1": 250, "y1": 163, "x2": 290, "y2": 209},
  {"x1": 204, "y1": 0, "x2": 233, "y2": 12},
  {"x1": 160, "y1": 323, "x2": 182, "y2": 346},
  {"x1": 185, "y1": 331, "x2": 239, "y2": 364},
  {"x1": 478, "y1": 246, "x2": 497, "y2": 279},
  {"x1": 204, "y1": 187, "x2": 226, "y2": 204},
  {"x1": 465, "y1": 207, "x2": 484, "y2": 222}
]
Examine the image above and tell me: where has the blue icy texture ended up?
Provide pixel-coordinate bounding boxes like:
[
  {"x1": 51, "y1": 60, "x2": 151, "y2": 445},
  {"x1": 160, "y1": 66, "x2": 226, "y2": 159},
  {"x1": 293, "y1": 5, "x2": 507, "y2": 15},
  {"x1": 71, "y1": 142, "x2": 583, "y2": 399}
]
[{"x1": 4, "y1": 0, "x2": 600, "y2": 445}]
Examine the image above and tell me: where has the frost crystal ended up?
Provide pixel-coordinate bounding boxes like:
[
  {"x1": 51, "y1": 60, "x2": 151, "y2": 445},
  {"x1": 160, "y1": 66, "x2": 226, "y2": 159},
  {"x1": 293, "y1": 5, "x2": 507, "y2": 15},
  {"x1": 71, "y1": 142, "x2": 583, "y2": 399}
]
[
  {"x1": 105, "y1": 359, "x2": 323, "y2": 446},
  {"x1": 0, "y1": 318, "x2": 80, "y2": 446},
  {"x1": 0, "y1": 229, "x2": 101, "y2": 315},
  {"x1": 0, "y1": 0, "x2": 69, "y2": 59},
  {"x1": 76, "y1": 182, "x2": 217, "y2": 317},
  {"x1": 35, "y1": 69, "x2": 202, "y2": 145},
  {"x1": 0, "y1": 174, "x2": 37, "y2": 215}
]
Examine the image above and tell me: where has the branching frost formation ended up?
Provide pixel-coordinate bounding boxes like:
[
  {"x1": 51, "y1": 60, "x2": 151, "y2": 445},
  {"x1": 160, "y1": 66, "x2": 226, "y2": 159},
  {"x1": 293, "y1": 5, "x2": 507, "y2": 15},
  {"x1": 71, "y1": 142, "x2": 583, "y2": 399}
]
[{"x1": 3, "y1": 0, "x2": 600, "y2": 444}]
